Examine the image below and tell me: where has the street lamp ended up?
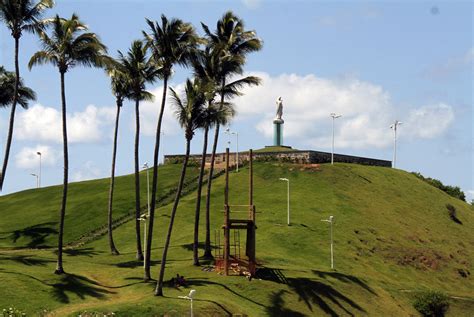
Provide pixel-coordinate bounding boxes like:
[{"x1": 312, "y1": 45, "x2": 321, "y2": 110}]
[
  {"x1": 321, "y1": 215, "x2": 334, "y2": 269},
  {"x1": 30, "y1": 173, "x2": 39, "y2": 189},
  {"x1": 225, "y1": 128, "x2": 239, "y2": 172},
  {"x1": 390, "y1": 120, "x2": 402, "y2": 168},
  {"x1": 140, "y1": 162, "x2": 150, "y2": 268},
  {"x1": 37, "y1": 151, "x2": 42, "y2": 188},
  {"x1": 279, "y1": 178, "x2": 290, "y2": 226},
  {"x1": 178, "y1": 289, "x2": 196, "y2": 317},
  {"x1": 330, "y1": 113, "x2": 342, "y2": 165}
]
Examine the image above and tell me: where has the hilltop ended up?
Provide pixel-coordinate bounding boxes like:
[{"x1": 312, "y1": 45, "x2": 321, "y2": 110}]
[{"x1": 0, "y1": 162, "x2": 472, "y2": 316}]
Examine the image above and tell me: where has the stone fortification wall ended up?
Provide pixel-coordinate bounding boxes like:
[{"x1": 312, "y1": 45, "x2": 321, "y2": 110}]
[{"x1": 164, "y1": 150, "x2": 391, "y2": 168}]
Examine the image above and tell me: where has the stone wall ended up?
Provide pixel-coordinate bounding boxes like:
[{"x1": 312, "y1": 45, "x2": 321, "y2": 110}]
[{"x1": 164, "y1": 149, "x2": 391, "y2": 168}]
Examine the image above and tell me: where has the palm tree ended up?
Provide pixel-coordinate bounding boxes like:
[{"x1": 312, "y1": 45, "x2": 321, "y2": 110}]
[
  {"x1": 104, "y1": 58, "x2": 131, "y2": 255},
  {"x1": 0, "y1": 0, "x2": 53, "y2": 190},
  {"x1": 155, "y1": 79, "x2": 206, "y2": 296},
  {"x1": 28, "y1": 14, "x2": 107, "y2": 274},
  {"x1": 0, "y1": 66, "x2": 36, "y2": 110},
  {"x1": 142, "y1": 15, "x2": 199, "y2": 280},
  {"x1": 190, "y1": 48, "x2": 250, "y2": 264},
  {"x1": 199, "y1": 14, "x2": 263, "y2": 257},
  {"x1": 118, "y1": 40, "x2": 158, "y2": 261}
]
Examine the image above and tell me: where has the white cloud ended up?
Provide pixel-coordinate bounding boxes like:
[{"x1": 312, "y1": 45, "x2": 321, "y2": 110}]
[
  {"x1": 423, "y1": 47, "x2": 474, "y2": 79},
  {"x1": 72, "y1": 160, "x2": 103, "y2": 182},
  {"x1": 139, "y1": 85, "x2": 182, "y2": 137},
  {"x1": 233, "y1": 72, "x2": 454, "y2": 149},
  {"x1": 242, "y1": 0, "x2": 262, "y2": 9},
  {"x1": 16, "y1": 104, "x2": 115, "y2": 143},
  {"x1": 404, "y1": 103, "x2": 455, "y2": 139},
  {"x1": 15, "y1": 145, "x2": 58, "y2": 169}
]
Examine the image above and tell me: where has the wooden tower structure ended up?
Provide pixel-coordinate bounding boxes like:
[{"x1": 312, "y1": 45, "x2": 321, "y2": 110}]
[{"x1": 217, "y1": 148, "x2": 257, "y2": 276}]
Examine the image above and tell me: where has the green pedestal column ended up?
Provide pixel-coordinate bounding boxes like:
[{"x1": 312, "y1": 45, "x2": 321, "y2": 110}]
[{"x1": 273, "y1": 119, "x2": 284, "y2": 146}]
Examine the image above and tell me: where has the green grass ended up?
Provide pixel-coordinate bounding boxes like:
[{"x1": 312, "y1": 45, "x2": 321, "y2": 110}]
[{"x1": 0, "y1": 162, "x2": 472, "y2": 316}]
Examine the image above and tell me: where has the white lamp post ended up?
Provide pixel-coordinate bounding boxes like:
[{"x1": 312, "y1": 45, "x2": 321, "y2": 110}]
[
  {"x1": 30, "y1": 173, "x2": 39, "y2": 188},
  {"x1": 279, "y1": 178, "x2": 290, "y2": 226},
  {"x1": 321, "y1": 215, "x2": 334, "y2": 269},
  {"x1": 178, "y1": 289, "x2": 196, "y2": 317},
  {"x1": 225, "y1": 128, "x2": 239, "y2": 172},
  {"x1": 36, "y1": 151, "x2": 42, "y2": 188},
  {"x1": 139, "y1": 162, "x2": 150, "y2": 268},
  {"x1": 390, "y1": 120, "x2": 402, "y2": 168},
  {"x1": 330, "y1": 113, "x2": 341, "y2": 165}
]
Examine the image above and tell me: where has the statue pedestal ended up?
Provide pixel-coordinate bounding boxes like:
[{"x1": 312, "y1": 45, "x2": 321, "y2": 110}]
[{"x1": 273, "y1": 119, "x2": 284, "y2": 146}]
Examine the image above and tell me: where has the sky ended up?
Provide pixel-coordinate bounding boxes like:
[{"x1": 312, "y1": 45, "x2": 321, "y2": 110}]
[{"x1": 0, "y1": 0, "x2": 472, "y2": 201}]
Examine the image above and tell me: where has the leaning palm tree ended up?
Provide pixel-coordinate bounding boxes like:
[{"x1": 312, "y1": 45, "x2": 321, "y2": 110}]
[
  {"x1": 199, "y1": 13, "x2": 263, "y2": 257},
  {"x1": 0, "y1": 0, "x2": 54, "y2": 190},
  {"x1": 118, "y1": 40, "x2": 158, "y2": 261},
  {"x1": 190, "y1": 48, "x2": 253, "y2": 264},
  {"x1": 191, "y1": 92, "x2": 235, "y2": 266},
  {"x1": 28, "y1": 14, "x2": 107, "y2": 274},
  {"x1": 142, "y1": 15, "x2": 199, "y2": 280},
  {"x1": 155, "y1": 79, "x2": 206, "y2": 296},
  {"x1": 104, "y1": 58, "x2": 131, "y2": 255},
  {"x1": 0, "y1": 66, "x2": 36, "y2": 111}
]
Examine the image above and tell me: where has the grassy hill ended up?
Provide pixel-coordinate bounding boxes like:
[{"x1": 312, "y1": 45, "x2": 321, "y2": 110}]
[{"x1": 0, "y1": 162, "x2": 472, "y2": 316}]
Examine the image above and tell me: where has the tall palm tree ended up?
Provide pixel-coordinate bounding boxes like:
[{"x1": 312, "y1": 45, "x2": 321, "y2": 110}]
[
  {"x1": 0, "y1": 0, "x2": 54, "y2": 190},
  {"x1": 142, "y1": 15, "x2": 199, "y2": 280},
  {"x1": 155, "y1": 79, "x2": 205, "y2": 296},
  {"x1": 118, "y1": 40, "x2": 158, "y2": 261},
  {"x1": 199, "y1": 13, "x2": 263, "y2": 257},
  {"x1": 104, "y1": 58, "x2": 131, "y2": 255},
  {"x1": 190, "y1": 48, "x2": 255, "y2": 264},
  {"x1": 0, "y1": 66, "x2": 36, "y2": 110},
  {"x1": 28, "y1": 14, "x2": 107, "y2": 274}
]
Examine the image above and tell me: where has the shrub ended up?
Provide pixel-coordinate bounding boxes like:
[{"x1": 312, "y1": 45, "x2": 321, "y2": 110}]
[
  {"x1": 411, "y1": 172, "x2": 466, "y2": 201},
  {"x1": 413, "y1": 291, "x2": 450, "y2": 317},
  {"x1": 2, "y1": 307, "x2": 26, "y2": 317},
  {"x1": 446, "y1": 204, "x2": 462, "y2": 224}
]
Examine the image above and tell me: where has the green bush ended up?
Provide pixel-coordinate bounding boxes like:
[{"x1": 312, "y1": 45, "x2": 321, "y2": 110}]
[
  {"x1": 412, "y1": 172, "x2": 466, "y2": 201},
  {"x1": 413, "y1": 291, "x2": 450, "y2": 317}
]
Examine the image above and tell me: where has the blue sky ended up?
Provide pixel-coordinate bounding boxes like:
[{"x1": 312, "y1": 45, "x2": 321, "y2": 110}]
[{"x1": 0, "y1": 0, "x2": 472, "y2": 201}]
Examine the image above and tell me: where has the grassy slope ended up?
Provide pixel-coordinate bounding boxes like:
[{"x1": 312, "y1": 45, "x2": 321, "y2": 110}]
[
  {"x1": 0, "y1": 162, "x2": 472, "y2": 316},
  {"x1": 0, "y1": 164, "x2": 199, "y2": 248}
]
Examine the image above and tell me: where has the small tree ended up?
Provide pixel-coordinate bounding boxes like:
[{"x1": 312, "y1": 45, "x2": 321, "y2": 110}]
[{"x1": 413, "y1": 291, "x2": 450, "y2": 317}]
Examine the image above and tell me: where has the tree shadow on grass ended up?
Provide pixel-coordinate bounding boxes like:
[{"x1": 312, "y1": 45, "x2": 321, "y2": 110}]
[
  {"x1": 287, "y1": 277, "x2": 365, "y2": 317},
  {"x1": 267, "y1": 290, "x2": 306, "y2": 317},
  {"x1": 312, "y1": 270, "x2": 377, "y2": 295},
  {"x1": 180, "y1": 242, "x2": 218, "y2": 251},
  {"x1": 3, "y1": 222, "x2": 58, "y2": 248},
  {"x1": 256, "y1": 267, "x2": 368, "y2": 316},
  {"x1": 0, "y1": 254, "x2": 54, "y2": 266},
  {"x1": 50, "y1": 274, "x2": 115, "y2": 303},
  {"x1": 62, "y1": 247, "x2": 103, "y2": 257},
  {"x1": 114, "y1": 260, "x2": 160, "y2": 268},
  {"x1": 0, "y1": 270, "x2": 114, "y2": 304}
]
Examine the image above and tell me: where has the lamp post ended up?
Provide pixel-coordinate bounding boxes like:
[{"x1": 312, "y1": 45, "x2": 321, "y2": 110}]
[
  {"x1": 225, "y1": 128, "x2": 239, "y2": 172},
  {"x1": 321, "y1": 215, "x2": 334, "y2": 269},
  {"x1": 37, "y1": 151, "x2": 42, "y2": 187},
  {"x1": 30, "y1": 173, "x2": 39, "y2": 189},
  {"x1": 390, "y1": 120, "x2": 402, "y2": 168},
  {"x1": 139, "y1": 162, "x2": 150, "y2": 268},
  {"x1": 330, "y1": 113, "x2": 341, "y2": 165},
  {"x1": 178, "y1": 289, "x2": 196, "y2": 317},
  {"x1": 279, "y1": 178, "x2": 290, "y2": 226}
]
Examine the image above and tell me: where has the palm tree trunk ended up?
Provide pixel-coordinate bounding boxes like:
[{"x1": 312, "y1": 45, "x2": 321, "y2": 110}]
[
  {"x1": 107, "y1": 99, "x2": 121, "y2": 255},
  {"x1": 203, "y1": 79, "x2": 225, "y2": 258},
  {"x1": 55, "y1": 70, "x2": 68, "y2": 275},
  {"x1": 144, "y1": 76, "x2": 168, "y2": 281},
  {"x1": 155, "y1": 138, "x2": 191, "y2": 296},
  {"x1": 193, "y1": 125, "x2": 209, "y2": 265},
  {"x1": 0, "y1": 36, "x2": 20, "y2": 190},
  {"x1": 134, "y1": 98, "x2": 143, "y2": 261}
]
